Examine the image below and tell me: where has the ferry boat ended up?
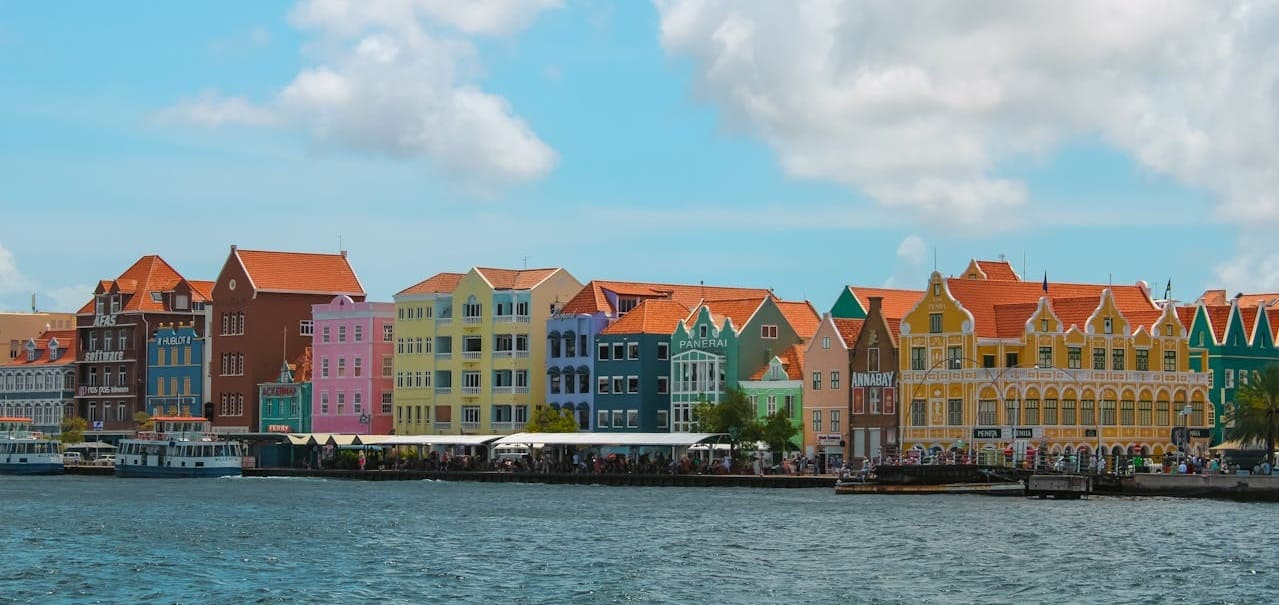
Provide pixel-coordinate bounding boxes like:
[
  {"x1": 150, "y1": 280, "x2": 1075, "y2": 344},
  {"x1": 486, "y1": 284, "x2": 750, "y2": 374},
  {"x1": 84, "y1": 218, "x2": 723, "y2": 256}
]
[
  {"x1": 116, "y1": 416, "x2": 243, "y2": 478},
  {"x1": 0, "y1": 416, "x2": 64, "y2": 475}
]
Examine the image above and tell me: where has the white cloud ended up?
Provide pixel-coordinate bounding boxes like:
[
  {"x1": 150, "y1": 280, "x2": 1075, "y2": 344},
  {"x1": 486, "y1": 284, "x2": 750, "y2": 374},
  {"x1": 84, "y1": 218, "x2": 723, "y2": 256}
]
[
  {"x1": 42, "y1": 285, "x2": 91, "y2": 314},
  {"x1": 883, "y1": 234, "x2": 928, "y2": 288},
  {"x1": 159, "y1": 0, "x2": 560, "y2": 187},
  {"x1": 655, "y1": 1, "x2": 1279, "y2": 234},
  {"x1": 895, "y1": 235, "x2": 926, "y2": 267},
  {"x1": 0, "y1": 242, "x2": 33, "y2": 298}
]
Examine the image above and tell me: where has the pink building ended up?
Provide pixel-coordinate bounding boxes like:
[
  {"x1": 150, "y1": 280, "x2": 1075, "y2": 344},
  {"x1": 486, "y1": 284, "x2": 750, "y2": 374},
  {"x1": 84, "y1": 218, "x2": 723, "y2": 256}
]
[{"x1": 310, "y1": 295, "x2": 395, "y2": 434}]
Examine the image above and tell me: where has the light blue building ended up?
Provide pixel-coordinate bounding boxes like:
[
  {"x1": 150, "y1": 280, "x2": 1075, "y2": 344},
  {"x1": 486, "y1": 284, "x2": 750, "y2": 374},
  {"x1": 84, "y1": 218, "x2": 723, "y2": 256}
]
[{"x1": 145, "y1": 324, "x2": 205, "y2": 417}]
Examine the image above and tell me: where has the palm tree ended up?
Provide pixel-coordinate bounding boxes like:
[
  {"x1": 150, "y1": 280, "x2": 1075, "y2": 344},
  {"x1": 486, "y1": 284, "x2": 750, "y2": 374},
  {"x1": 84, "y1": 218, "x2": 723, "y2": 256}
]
[{"x1": 1224, "y1": 364, "x2": 1279, "y2": 469}]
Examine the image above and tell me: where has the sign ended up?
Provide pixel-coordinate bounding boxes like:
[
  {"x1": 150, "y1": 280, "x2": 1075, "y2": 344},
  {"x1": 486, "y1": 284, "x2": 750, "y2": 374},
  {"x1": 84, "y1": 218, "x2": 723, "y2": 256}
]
[
  {"x1": 1014, "y1": 428, "x2": 1034, "y2": 439},
  {"x1": 1189, "y1": 428, "x2": 1211, "y2": 439},
  {"x1": 262, "y1": 386, "x2": 297, "y2": 397},
  {"x1": 973, "y1": 428, "x2": 1004, "y2": 440},
  {"x1": 79, "y1": 386, "x2": 130, "y2": 395},
  {"x1": 84, "y1": 351, "x2": 125, "y2": 362},
  {"x1": 678, "y1": 337, "x2": 727, "y2": 351},
  {"x1": 1171, "y1": 427, "x2": 1188, "y2": 445},
  {"x1": 92, "y1": 421, "x2": 104, "y2": 430},
  {"x1": 93, "y1": 314, "x2": 117, "y2": 327},
  {"x1": 1084, "y1": 429, "x2": 1098, "y2": 438},
  {"x1": 851, "y1": 372, "x2": 896, "y2": 388},
  {"x1": 156, "y1": 335, "x2": 193, "y2": 346},
  {"x1": 266, "y1": 425, "x2": 293, "y2": 433},
  {"x1": 818, "y1": 434, "x2": 841, "y2": 446}
]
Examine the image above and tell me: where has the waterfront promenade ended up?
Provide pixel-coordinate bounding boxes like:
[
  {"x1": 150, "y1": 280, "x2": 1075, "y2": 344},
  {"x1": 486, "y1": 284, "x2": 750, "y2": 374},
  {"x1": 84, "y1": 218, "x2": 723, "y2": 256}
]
[{"x1": 245, "y1": 467, "x2": 835, "y2": 488}]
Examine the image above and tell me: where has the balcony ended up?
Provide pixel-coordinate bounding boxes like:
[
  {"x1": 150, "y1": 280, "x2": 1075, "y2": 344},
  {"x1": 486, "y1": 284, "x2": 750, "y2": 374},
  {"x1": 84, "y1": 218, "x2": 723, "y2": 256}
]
[
  {"x1": 514, "y1": 386, "x2": 529, "y2": 394},
  {"x1": 438, "y1": 317, "x2": 453, "y2": 326},
  {"x1": 462, "y1": 387, "x2": 481, "y2": 395},
  {"x1": 493, "y1": 314, "x2": 515, "y2": 324},
  {"x1": 515, "y1": 315, "x2": 530, "y2": 323},
  {"x1": 435, "y1": 386, "x2": 452, "y2": 395},
  {"x1": 435, "y1": 352, "x2": 452, "y2": 360},
  {"x1": 515, "y1": 351, "x2": 529, "y2": 359},
  {"x1": 494, "y1": 350, "x2": 514, "y2": 359},
  {"x1": 490, "y1": 421, "x2": 526, "y2": 432},
  {"x1": 461, "y1": 421, "x2": 480, "y2": 432},
  {"x1": 493, "y1": 386, "x2": 515, "y2": 394},
  {"x1": 462, "y1": 352, "x2": 482, "y2": 360},
  {"x1": 463, "y1": 316, "x2": 482, "y2": 325},
  {"x1": 433, "y1": 422, "x2": 451, "y2": 431}
]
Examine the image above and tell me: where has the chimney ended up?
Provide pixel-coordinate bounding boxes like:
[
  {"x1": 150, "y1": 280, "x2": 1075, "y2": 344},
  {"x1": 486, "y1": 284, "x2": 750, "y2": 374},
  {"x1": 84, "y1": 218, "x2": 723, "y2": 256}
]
[
  {"x1": 230, "y1": 244, "x2": 238, "y2": 253},
  {"x1": 868, "y1": 296, "x2": 883, "y2": 315},
  {"x1": 340, "y1": 250, "x2": 348, "y2": 258}
]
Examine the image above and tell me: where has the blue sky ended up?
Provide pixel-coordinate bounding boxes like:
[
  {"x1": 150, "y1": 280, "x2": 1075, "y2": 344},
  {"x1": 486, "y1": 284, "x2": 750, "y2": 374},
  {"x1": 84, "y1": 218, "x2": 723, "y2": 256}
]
[{"x1": 1, "y1": 1, "x2": 1270, "y2": 315}]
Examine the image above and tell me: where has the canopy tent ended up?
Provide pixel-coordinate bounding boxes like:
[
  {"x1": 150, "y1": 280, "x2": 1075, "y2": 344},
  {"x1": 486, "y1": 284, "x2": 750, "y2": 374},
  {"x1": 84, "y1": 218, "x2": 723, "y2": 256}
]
[
  {"x1": 380, "y1": 435, "x2": 503, "y2": 447},
  {"x1": 491, "y1": 432, "x2": 727, "y2": 447},
  {"x1": 1209, "y1": 439, "x2": 1269, "y2": 452}
]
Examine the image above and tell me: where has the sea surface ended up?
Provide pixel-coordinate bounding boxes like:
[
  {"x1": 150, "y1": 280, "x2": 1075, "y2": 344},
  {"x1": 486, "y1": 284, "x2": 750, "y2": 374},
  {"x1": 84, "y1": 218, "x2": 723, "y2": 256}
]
[{"x1": 1, "y1": 476, "x2": 1275, "y2": 604}]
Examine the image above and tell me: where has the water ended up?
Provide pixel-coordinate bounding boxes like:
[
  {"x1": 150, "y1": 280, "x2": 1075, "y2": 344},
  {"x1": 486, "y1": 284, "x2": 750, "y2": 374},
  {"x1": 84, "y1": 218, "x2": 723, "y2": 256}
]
[{"x1": 1, "y1": 476, "x2": 1275, "y2": 604}]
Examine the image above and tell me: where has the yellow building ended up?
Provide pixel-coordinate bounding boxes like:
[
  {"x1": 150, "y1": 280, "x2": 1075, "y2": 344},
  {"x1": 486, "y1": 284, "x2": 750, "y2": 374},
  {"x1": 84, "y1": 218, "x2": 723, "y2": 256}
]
[
  {"x1": 392, "y1": 267, "x2": 581, "y2": 435},
  {"x1": 897, "y1": 263, "x2": 1211, "y2": 459}
]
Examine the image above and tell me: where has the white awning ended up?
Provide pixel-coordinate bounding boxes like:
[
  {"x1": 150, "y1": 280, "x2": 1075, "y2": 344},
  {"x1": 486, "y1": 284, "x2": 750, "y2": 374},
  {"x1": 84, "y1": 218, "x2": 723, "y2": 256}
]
[
  {"x1": 380, "y1": 434, "x2": 504, "y2": 446},
  {"x1": 491, "y1": 432, "x2": 727, "y2": 447}
]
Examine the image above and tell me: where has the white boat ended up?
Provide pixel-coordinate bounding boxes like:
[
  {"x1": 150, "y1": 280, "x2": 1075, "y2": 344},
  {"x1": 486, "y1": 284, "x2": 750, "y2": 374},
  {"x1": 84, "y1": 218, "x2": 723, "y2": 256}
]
[
  {"x1": 0, "y1": 416, "x2": 64, "y2": 475},
  {"x1": 116, "y1": 416, "x2": 243, "y2": 478}
]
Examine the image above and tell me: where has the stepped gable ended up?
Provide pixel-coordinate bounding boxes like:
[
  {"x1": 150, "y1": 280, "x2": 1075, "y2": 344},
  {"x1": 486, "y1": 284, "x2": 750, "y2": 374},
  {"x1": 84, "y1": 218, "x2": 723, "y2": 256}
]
[
  {"x1": 776, "y1": 300, "x2": 821, "y2": 339},
  {"x1": 749, "y1": 344, "x2": 805, "y2": 380},
  {"x1": 945, "y1": 278, "x2": 1156, "y2": 338},
  {"x1": 236, "y1": 249, "x2": 364, "y2": 295},
  {"x1": 843, "y1": 286, "x2": 924, "y2": 320},
  {"x1": 397, "y1": 272, "x2": 464, "y2": 296},
  {"x1": 600, "y1": 299, "x2": 691, "y2": 335},
  {"x1": 832, "y1": 318, "x2": 865, "y2": 348},
  {"x1": 474, "y1": 267, "x2": 559, "y2": 290},
  {"x1": 558, "y1": 280, "x2": 771, "y2": 316}
]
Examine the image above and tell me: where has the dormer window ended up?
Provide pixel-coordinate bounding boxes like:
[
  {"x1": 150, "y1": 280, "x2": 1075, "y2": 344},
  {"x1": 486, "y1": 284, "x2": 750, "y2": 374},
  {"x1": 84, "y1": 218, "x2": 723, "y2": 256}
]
[
  {"x1": 110, "y1": 296, "x2": 121, "y2": 314},
  {"x1": 1040, "y1": 318, "x2": 1048, "y2": 332},
  {"x1": 1103, "y1": 317, "x2": 1113, "y2": 334},
  {"x1": 95, "y1": 297, "x2": 105, "y2": 316},
  {"x1": 175, "y1": 294, "x2": 189, "y2": 310},
  {"x1": 699, "y1": 325, "x2": 708, "y2": 338},
  {"x1": 151, "y1": 292, "x2": 162, "y2": 302},
  {"x1": 617, "y1": 297, "x2": 639, "y2": 315},
  {"x1": 25, "y1": 342, "x2": 36, "y2": 362}
]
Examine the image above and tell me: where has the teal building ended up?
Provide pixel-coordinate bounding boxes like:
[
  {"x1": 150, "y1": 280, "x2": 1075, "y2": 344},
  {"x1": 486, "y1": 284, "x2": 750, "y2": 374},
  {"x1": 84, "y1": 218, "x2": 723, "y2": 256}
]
[
  {"x1": 257, "y1": 352, "x2": 312, "y2": 433},
  {"x1": 1185, "y1": 296, "x2": 1279, "y2": 444}
]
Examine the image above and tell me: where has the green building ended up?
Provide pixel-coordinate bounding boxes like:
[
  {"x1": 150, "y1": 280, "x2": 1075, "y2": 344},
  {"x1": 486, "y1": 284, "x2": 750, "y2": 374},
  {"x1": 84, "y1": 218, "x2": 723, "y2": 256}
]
[
  {"x1": 257, "y1": 354, "x2": 313, "y2": 433},
  {"x1": 738, "y1": 353, "x2": 804, "y2": 451},
  {"x1": 1185, "y1": 296, "x2": 1279, "y2": 444}
]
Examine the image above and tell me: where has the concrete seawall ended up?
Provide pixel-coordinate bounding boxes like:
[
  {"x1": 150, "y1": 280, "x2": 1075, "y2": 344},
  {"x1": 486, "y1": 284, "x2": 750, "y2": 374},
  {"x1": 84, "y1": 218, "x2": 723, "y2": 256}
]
[
  {"x1": 246, "y1": 468, "x2": 835, "y2": 488},
  {"x1": 1107, "y1": 474, "x2": 1279, "y2": 501}
]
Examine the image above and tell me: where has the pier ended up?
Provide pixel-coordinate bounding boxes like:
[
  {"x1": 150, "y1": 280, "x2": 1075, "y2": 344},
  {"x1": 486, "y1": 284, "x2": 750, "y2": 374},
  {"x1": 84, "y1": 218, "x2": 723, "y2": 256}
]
[{"x1": 246, "y1": 467, "x2": 835, "y2": 488}]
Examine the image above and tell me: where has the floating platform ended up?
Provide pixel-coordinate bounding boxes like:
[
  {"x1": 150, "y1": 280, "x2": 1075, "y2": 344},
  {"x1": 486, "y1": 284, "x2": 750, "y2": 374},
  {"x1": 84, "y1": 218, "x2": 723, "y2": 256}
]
[
  {"x1": 835, "y1": 481, "x2": 1024, "y2": 496},
  {"x1": 245, "y1": 468, "x2": 836, "y2": 488},
  {"x1": 1026, "y1": 474, "x2": 1090, "y2": 499}
]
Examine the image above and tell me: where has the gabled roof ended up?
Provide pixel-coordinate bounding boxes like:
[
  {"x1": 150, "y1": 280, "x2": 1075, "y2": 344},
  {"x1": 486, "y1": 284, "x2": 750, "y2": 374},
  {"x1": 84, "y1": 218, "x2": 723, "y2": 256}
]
[
  {"x1": 1201, "y1": 305, "x2": 1233, "y2": 344},
  {"x1": 397, "y1": 272, "x2": 465, "y2": 296},
  {"x1": 234, "y1": 249, "x2": 365, "y2": 295},
  {"x1": 832, "y1": 318, "x2": 865, "y2": 348},
  {"x1": 4, "y1": 329, "x2": 76, "y2": 367},
  {"x1": 974, "y1": 260, "x2": 1021, "y2": 281},
  {"x1": 189, "y1": 281, "x2": 216, "y2": 301},
  {"x1": 775, "y1": 300, "x2": 821, "y2": 339},
  {"x1": 600, "y1": 299, "x2": 691, "y2": 335},
  {"x1": 686, "y1": 297, "x2": 771, "y2": 333},
  {"x1": 844, "y1": 286, "x2": 924, "y2": 321},
  {"x1": 944, "y1": 279, "x2": 1156, "y2": 338},
  {"x1": 559, "y1": 280, "x2": 771, "y2": 316},
  {"x1": 76, "y1": 255, "x2": 211, "y2": 314},
  {"x1": 473, "y1": 267, "x2": 560, "y2": 290},
  {"x1": 749, "y1": 344, "x2": 805, "y2": 380},
  {"x1": 1239, "y1": 306, "x2": 1261, "y2": 344},
  {"x1": 1175, "y1": 306, "x2": 1197, "y2": 331}
]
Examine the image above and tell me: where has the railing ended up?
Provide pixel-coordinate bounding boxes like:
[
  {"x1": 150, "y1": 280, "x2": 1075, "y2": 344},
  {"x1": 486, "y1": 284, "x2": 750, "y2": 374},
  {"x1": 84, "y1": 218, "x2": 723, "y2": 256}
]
[
  {"x1": 435, "y1": 352, "x2": 452, "y2": 360},
  {"x1": 434, "y1": 387, "x2": 452, "y2": 394},
  {"x1": 515, "y1": 316, "x2": 530, "y2": 323},
  {"x1": 462, "y1": 387, "x2": 481, "y2": 395},
  {"x1": 493, "y1": 350, "x2": 514, "y2": 358},
  {"x1": 438, "y1": 317, "x2": 453, "y2": 325},
  {"x1": 493, "y1": 386, "x2": 515, "y2": 394},
  {"x1": 493, "y1": 315, "x2": 515, "y2": 323},
  {"x1": 462, "y1": 352, "x2": 482, "y2": 359},
  {"x1": 433, "y1": 422, "x2": 451, "y2": 431},
  {"x1": 515, "y1": 351, "x2": 529, "y2": 358},
  {"x1": 461, "y1": 421, "x2": 480, "y2": 432},
  {"x1": 514, "y1": 386, "x2": 529, "y2": 394},
  {"x1": 491, "y1": 421, "x2": 513, "y2": 432},
  {"x1": 463, "y1": 316, "x2": 482, "y2": 324},
  {"x1": 901, "y1": 367, "x2": 1212, "y2": 386}
]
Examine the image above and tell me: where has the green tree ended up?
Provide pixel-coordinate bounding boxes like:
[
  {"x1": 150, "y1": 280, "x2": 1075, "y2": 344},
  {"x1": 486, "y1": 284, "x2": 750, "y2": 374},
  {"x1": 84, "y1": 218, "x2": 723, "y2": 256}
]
[
  {"x1": 692, "y1": 387, "x2": 763, "y2": 464},
  {"x1": 760, "y1": 409, "x2": 798, "y2": 463},
  {"x1": 59, "y1": 416, "x2": 87, "y2": 444},
  {"x1": 133, "y1": 411, "x2": 154, "y2": 432},
  {"x1": 525, "y1": 406, "x2": 578, "y2": 432},
  {"x1": 1225, "y1": 364, "x2": 1279, "y2": 468}
]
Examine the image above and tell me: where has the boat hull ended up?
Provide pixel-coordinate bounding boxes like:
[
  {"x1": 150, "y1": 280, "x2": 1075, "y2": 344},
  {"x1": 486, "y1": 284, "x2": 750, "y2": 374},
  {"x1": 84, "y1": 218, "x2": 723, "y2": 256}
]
[
  {"x1": 115, "y1": 464, "x2": 241, "y2": 478},
  {"x1": 0, "y1": 461, "x2": 65, "y2": 475},
  {"x1": 835, "y1": 481, "x2": 1024, "y2": 496}
]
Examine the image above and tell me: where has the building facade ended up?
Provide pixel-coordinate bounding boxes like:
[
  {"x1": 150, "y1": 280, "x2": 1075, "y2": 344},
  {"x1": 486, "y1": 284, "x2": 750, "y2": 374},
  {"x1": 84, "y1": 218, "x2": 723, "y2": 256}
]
[
  {"x1": 1183, "y1": 295, "x2": 1279, "y2": 444},
  {"x1": 74, "y1": 255, "x2": 212, "y2": 436},
  {"x1": 898, "y1": 270, "x2": 1212, "y2": 458},
  {"x1": 846, "y1": 297, "x2": 904, "y2": 466},
  {"x1": 547, "y1": 281, "x2": 772, "y2": 431},
  {"x1": 258, "y1": 348, "x2": 312, "y2": 433},
  {"x1": 209, "y1": 246, "x2": 364, "y2": 432},
  {"x1": 391, "y1": 267, "x2": 581, "y2": 435},
  {"x1": 144, "y1": 324, "x2": 205, "y2": 417},
  {"x1": 310, "y1": 295, "x2": 394, "y2": 434},
  {"x1": 740, "y1": 350, "x2": 805, "y2": 452},
  {"x1": 0, "y1": 330, "x2": 76, "y2": 433},
  {"x1": 3, "y1": 311, "x2": 75, "y2": 360},
  {"x1": 593, "y1": 299, "x2": 689, "y2": 432},
  {"x1": 803, "y1": 315, "x2": 861, "y2": 469}
]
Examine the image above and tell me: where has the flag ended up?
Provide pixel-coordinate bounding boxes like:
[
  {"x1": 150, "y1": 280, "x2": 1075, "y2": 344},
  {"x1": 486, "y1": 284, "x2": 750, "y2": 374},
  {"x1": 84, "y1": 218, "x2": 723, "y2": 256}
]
[
  {"x1": 1042, "y1": 272, "x2": 1048, "y2": 294},
  {"x1": 1164, "y1": 278, "x2": 1172, "y2": 300}
]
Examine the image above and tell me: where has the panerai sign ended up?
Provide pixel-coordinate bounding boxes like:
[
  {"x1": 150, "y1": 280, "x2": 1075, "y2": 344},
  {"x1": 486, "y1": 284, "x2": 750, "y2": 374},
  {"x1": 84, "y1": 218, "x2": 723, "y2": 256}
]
[
  {"x1": 679, "y1": 337, "x2": 728, "y2": 351},
  {"x1": 851, "y1": 372, "x2": 896, "y2": 388}
]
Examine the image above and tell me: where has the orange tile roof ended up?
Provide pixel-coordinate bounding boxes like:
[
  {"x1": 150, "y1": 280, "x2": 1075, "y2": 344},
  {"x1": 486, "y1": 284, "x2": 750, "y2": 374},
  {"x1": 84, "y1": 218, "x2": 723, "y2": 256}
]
[
  {"x1": 749, "y1": 344, "x2": 805, "y2": 380},
  {"x1": 1199, "y1": 289, "x2": 1228, "y2": 305},
  {"x1": 886, "y1": 318, "x2": 902, "y2": 344},
  {"x1": 235, "y1": 249, "x2": 364, "y2": 295},
  {"x1": 1240, "y1": 306, "x2": 1260, "y2": 343},
  {"x1": 600, "y1": 299, "x2": 691, "y2": 335},
  {"x1": 776, "y1": 300, "x2": 821, "y2": 339},
  {"x1": 1268, "y1": 307, "x2": 1279, "y2": 341},
  {"x1": 945, "y1": 279, "x2": 1156, "y2": 338},
  {"x1": 4, "y1": 329, "x2": 76, "y2": 367},
  {"x1": 975, "y1": 260, "x2": 1021, "y2": 281},
  {"x1": 1175, "y1": 306, "x2": 1197, "y2": 331},
  {"x1": 846, "y1": 286, "x2": 924, "y2": 322},
  {"x1": 77, "y1": 256, "x2": 210, "y2": 314},
  {"x1": 473, "y1": 267, "x2": 559, "y2": 290},
  {"x1": 1202, "y1": 305, "x2": 1232, "y2": 344},
  {"x1": 1236, "y1": 293, "x2": 1279, "y2": 307},
  {"x1": 832, "y1": 318, "x2": 865, "y2": 348},
  {"x1": 559, "y1": 280, "x2": 772, "y2": 316},
  {"x1": 292, "y1": 346, "x2": 313, "y2": 383},
  {"x1": 688, "y1": 297, "x2": 770, "y2": 332},
  {"x1": 189, "y1": 280, "x2": 216, "y2": 301},
  {"x1": 993, "y1": 302, "x2": 1038, "y2": 338},
  {"x1": 397, "y1": 272, "x2": 465, "y2": 296}
]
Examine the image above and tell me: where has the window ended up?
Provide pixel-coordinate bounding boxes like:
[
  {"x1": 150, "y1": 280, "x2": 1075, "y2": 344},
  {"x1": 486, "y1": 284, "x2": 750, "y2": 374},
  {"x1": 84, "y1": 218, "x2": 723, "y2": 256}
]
[
  {"x1": 627, "y1": 342, "x2": 639, "y2": 360},
  {"x1": 910, "y1": 347, "x2": 925, "y2": 371},
  {"x1": 933, "y1": 283, "x2": 941, "y2": 296},
  {"x1": 1111, "y1": 348, "x2": 1125, "y2": 371},
  {"x1": 1044, "y1": 399, "x2": 1058, "y2": 425},
  {"x1": 1068, "y1": 347, "x2": 1081, "y2": 369},
  {"x1": 321, "y1": 357, "x2": 329, "y2": 378},
  {"x1": 1225, "y1": 369, "x2": 1235, "y2": 388},
  {"x1": 337, "y1": 392, "x2": 345, "y2": 414},
  {"x1": 657, "y1": 342, "x2": 669, "y2": 360},
  {"x1": 337, "y1": 358, "x2": 346, "y2": 378},
  {"x1": 338, "y1": 325, "x2": 347, "y2": 342},
  {"x1": 947, "y1": 346, "x2": 962, "y2": 369},
  {"x1": 627, "y1": 376, "x2": 639, "y2": 394},
  {"x1": 354, "y1": 357, "x2": 363, "y2": 377},
  {"x1": 564, "y1": 335, "x2": 576, "y2": 358},
  {"x1": 1138, "y1": 400, "x2": 1152, "y2": 425},
  {"x1": 597, "y1": 410, "x2": 609, "y2": 428},
  {"x1": 1092, "y1": 348, "x2": 1105, "y2": 370},
  {"x1": 611, "y1": 410, "x2": 624, "y2": 428},
  {"x1": 463, "y1": 406, "x2": 480, "y2": 424},
  {"x1": 822, "y1": 336, "x2": 830, "y2": 349},
  {"x1": 868, "y1": 348, "x2": 880, "y2": 372},
  {"x1": 830, "y1": 410, "x2": 841, "y2": 433},
  {"x1": 1157, "y1": 400, "x2": 1170, "y2": 426},
  {"x1": 947, "y1": 398, "x2": 962, "y2": 426},
  {"x1": 383, "y1": 323, "x2": 393, "y2": 342},
  {"x1": 612, "y1": 343, "x2": 624, "y2": 360},
  {"x1": 982, "y1": 354, "x2": 995, "y2": 369},
  {"x1": 118, "y1": 330, "x2": 127, "y2": 350},
  {"x1": 699, "y1": 325, "x2": 708, "y2": 338},
  {"x1": 656, "y1": 410, "x2": 669, "y2": 429},
  {"x1": 1025, "y1": 399, "x2": 1039, "y2": 425},
  {"x1": 812, "y1": 371, "x2": 822, "y2": 390},
  {"x1": 761, "y1": 325, "x2": 778, "y2": 339},
  {"x1": 1038, "y1": 346, "x2": 1052, "y2": 368},
  {"x1": 612, "y1": 376, "x2": 624, "y2": 394},
  {"x1": 1103, "y1": 317, "x2": 1113, "y2": 334},
  {"x1": 1005, "y1": 353, "x2": 1018, "y2": 368},
  {"x1": 322, "y1": 326, "x2": 331, "y2": 343},
  {"x1": 1062, "y1": 398, "x2": 1076, "y2": 425},
  {"x1": 1101, "y1": 399, "x2": 1117, "y2": 425},
  {"x1": 300, "y1": 320, "x2": 314, "y2": 336},
  {"x1": 1040, "y1": 318, "x2": 1049, "y2": 332},
  {"x1": 1163, "y1": 351, "x2": 1177, "y2": 371},
  {"x1": 929, "y1": 313, "x2": 942, "y2": 333},
  {"x1": 830, "y1": 371, "x2": 840, "y2": 390},
  {"x1": 382, "y1": 356, "x2": 393, "y2": 378},
  {"x1": 597, "y1": 342, "x2": 609, "y2": 361},
  {"x1": 1135, "y1": 349, "x2": 1149, "y2": 371},
  {"x1": 354, "y1": 325, "x2": 363, "y2": 342},
  {"x1": 382, "y1": 393, "x2": 393, "y2": 414},
  {"x1": 597, "y1": 377, "x2": 609, "y2": 394},
  {"x1": 1004, "y1": 399, "x2": 1018, "y2": 426},
  {"x1": 911, "y1": 399, "x2": 927, "y2": 426},
  {"x1": 657, "y1": 377, "x2": 668, "y2": 394},
  {"x1": 627, "y1": 410, "x2": 639, "y2": 428},
  {"x1": 977, "y1": 400, "x2": 997, "y2": 425},
  {"x1": 812, "y1": 409, "x2": 822, "y2": 432},
  {"x1": 321, "y1": 392, "x2": 329, "y2": 414},
  {"x1": 353, "y1": 392, "x2": 363, "y2": 413}
]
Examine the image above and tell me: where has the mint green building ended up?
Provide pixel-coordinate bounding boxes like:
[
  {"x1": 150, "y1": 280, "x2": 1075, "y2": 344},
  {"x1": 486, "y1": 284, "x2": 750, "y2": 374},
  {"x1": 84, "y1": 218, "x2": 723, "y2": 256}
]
[{"x1": 1185, "y1": 298, "x2": 1279, "y2": 445}]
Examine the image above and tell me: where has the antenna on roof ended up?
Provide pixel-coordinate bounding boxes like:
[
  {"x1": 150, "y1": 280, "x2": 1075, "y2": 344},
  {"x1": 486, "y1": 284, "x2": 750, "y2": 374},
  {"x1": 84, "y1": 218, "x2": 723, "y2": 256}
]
[
  {"x1": 933, "y1": 248, "x2": 938, "y2": 272},
  {"x1": 523, "y1": 256, "x2": 528, "y2": 270},
  {"x1": 31, "y1": 292, "x2": 36, "y2": 313},
  {"x1": 1022, "y1": 251, "x2": 1027, "y2": 281},
  {"x1": 338, "y1": 234, "x2": 343, "y2": 251}
]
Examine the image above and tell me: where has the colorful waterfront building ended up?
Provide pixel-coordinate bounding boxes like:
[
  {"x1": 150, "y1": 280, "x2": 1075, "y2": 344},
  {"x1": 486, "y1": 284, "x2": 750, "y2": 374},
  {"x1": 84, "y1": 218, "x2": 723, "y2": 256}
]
[
  {"x1": 0, "y1": 329, "x2": 76, "y2": 433},
  {"x1": 594, "y1": 299, "x2": 690, "y2": 432},
  {"x1": 898, "y1": 265, "x2": 1212, "y2": 458},
  {"x1": 669, "y1": 296, "x2": 819, "y2": 439},
  {"x1": 803, "y1": 314, "x2": 861, "y2": 469},
  {"x1": 210, "y1": 246, "x2": 365, "y2": 433},
  {"x1": 144, "y1": 324, "x2": 205, "y2": 417},
  {"x1": 740, "y1": 346, "x2": 806, "y2": 453},
  {"x1": 258, "y1": 347, "x2": 312, "y2": 433},
  {"x1": 2, "y1": 311, "x2": 75, "y2": 361},
  {"x1": 391, "y1": 267, "x2": 581, "y2": 435},
  {"x1": 1185, "y1": 291, "x2": 1279, "y2": 444},
  {"x1": 310, "y1": 295, "x2": 394, "y2": 434},
  {"x1": 548, "y1": 280, "x2": 771, "y2": 431}
]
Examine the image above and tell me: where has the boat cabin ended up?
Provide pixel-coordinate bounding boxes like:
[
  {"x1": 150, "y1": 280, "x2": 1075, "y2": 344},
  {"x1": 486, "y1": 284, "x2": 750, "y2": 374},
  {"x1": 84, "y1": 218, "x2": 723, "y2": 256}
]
[
  {"x1": 0, "y1": 417, "x2": 35, "y2": 439},
  {"x1": 140, "y1": 416, "x2": 216, "y2": 442}
]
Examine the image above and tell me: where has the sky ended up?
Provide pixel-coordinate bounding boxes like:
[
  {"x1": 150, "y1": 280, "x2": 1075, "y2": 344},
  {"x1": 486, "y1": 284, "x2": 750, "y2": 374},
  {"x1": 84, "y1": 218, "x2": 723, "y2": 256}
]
[{"x1": 2, "y1": 1, "x2": 1276, "y2": 315}]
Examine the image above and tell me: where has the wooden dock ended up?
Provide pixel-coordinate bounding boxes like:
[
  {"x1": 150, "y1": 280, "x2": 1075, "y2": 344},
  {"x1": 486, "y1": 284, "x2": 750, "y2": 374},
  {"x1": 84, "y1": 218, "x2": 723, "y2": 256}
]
[{"x1": 245, "y1": 467, "x2": 836, "y2": 488}]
